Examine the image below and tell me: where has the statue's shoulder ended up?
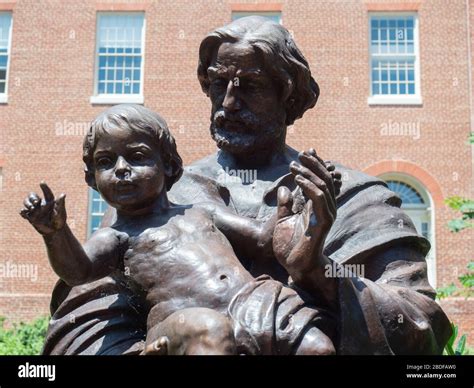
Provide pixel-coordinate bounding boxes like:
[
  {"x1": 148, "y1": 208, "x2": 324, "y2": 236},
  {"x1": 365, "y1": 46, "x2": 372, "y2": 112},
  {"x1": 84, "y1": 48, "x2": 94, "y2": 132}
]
[
  {"x1": 169, "y1": 153, "x2": 228, "y2": 205},
  {"x1": 183, "y1": 153, "x2": 222, "y2": 179}
]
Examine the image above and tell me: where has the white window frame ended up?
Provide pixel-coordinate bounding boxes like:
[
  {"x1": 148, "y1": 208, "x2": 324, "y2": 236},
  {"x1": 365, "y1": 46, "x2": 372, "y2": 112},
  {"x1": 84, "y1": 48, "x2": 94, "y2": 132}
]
[
  {"x1": 90, "y1": 12, "x2": 146, "y2": 105},
  {"x1": 231, "y1": 11, "x2": 282, "y2": 24},
  {"x1": 0, "y1": 12, "x2": 13, "y2": 104},
  {"x1": 368, "y1": 12, "x2": 422, "y2": 106},
  {"x1": 380, "y1": 173, "x2": 436, "y2": 287}
]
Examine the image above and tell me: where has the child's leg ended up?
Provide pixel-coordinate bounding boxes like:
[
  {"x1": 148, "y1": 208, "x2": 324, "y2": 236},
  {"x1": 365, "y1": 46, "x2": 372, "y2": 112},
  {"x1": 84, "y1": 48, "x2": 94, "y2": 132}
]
[{"x1": 144, "y1": 307, "x2": 236, "y2": 355}]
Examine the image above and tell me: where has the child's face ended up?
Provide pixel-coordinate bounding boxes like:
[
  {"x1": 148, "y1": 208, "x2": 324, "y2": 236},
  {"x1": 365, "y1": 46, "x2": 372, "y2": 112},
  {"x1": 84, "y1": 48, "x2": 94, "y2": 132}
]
[{"x1": 92, "y1": 126, "x2": 166, "y2": 213}]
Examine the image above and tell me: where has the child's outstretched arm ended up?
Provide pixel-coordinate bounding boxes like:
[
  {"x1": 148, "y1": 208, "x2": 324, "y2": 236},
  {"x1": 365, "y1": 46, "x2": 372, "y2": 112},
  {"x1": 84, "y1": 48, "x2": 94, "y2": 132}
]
[{"x1": 20, "y1": 182, "x2": 124, "y2": 286}]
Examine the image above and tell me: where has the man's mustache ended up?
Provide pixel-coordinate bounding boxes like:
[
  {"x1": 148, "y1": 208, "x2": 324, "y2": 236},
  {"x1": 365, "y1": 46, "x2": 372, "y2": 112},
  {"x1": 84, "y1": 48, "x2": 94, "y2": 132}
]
[{"x1": 213, "y1": 110, "x2": 258, "y2": 131}]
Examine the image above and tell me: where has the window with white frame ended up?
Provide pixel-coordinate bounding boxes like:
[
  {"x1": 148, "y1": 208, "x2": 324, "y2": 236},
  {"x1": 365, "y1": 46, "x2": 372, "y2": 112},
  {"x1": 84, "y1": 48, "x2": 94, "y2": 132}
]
[
  {"x1": 232, "y1": 11, "x2": 281, "y2": 24},
  {"x1": 91, "y1": 13, "x2": 145, "y2": 104},
  {"x1": 381, "y1": 174, "x2": 436, "y2": 287},
  {"x1": 0, "y1": 12, "x2": 12, "y2": 102},
  {"x1": 88, "y1": 189, "x2": 109, "y2": 236},
  {"x1": 369, "y1": 14, "x2": 421, "y2": 105}
]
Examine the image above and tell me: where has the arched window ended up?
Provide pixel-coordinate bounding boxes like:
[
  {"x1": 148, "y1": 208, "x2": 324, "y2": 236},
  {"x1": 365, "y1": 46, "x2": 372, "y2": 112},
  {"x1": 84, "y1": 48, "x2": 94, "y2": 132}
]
[
  {"x1": 386, "y1": 180, "x2": 424, "y2": 206},
  {"x1": 380, "y1": 173, "x2": 436, "y2": 287}
]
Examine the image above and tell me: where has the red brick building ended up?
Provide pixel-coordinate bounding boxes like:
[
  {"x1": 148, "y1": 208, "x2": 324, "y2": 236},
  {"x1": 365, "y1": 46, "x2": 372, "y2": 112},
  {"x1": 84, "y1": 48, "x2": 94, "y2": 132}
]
[{"x1": 0, "y1": 0, "x2": 472, "y2": 342}]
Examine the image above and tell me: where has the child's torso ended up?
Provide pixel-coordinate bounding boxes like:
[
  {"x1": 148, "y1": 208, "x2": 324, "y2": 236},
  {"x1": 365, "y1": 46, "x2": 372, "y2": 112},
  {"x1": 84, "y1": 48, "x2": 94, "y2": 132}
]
[{"x1": 117, "y1": 206, "x2": 253, "y2": 323}]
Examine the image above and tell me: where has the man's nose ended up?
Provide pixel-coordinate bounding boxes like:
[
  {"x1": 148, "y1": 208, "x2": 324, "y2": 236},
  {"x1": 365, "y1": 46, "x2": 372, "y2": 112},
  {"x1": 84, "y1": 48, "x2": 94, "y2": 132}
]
[
  {"x1": 222, "y1": 80, "x2": 241, "y2": 112},
  {"x1": 115, "y1": 156, "x2": 131, "y2": 177}
]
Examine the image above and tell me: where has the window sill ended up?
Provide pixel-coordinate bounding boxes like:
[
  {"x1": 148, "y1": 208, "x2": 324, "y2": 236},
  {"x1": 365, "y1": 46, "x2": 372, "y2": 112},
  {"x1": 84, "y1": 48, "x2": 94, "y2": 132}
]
[
  {"x1": 0, "y1": 95, "x2": 8, "y2": 104},
  {"x1": 368, "y1": 96, "x2": 423, "y2": 106},
  {"x1": 90, "y1": 95, "x2": 144, "y2": 105}
]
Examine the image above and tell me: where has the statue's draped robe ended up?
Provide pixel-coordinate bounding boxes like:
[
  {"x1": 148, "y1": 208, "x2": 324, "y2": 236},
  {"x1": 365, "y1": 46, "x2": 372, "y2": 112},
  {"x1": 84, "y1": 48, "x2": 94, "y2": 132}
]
[{"x1": 42, "y1": 156, "x2": 451, "y2": 355}]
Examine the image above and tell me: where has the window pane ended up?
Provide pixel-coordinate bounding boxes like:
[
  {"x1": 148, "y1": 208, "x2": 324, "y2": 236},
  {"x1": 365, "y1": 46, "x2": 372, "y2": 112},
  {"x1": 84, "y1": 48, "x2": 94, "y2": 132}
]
[
  {"x1": 89, "y1": 189, "x2": 109, "y2": 235},
  {"x1": 96, "y1": 13, "x2": 144, "y2": 95},
  {"x1": 0, "y1": 13, "x2": 12, "y2": 50},
  {"x1": 372, "y1": 69, "x2": 379, "y2": 81},
  {"x1": 132, "y1": 83, "x2": 140, "y2": 94},
  {"x1": 0, "y1": 12, "x2": 12, "y2": 94},
  {"x1": 372, "y1": 83, "x2": 379, "y2": 95},
  {"x1": 371, "y1": 29, "x2": 378, "y2": 41}
]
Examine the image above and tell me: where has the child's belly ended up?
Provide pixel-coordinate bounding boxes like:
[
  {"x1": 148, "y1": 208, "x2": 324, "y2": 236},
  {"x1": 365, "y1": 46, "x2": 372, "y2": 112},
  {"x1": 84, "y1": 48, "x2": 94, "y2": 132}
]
[{"x1": 124, "y1": 221, "x2": 253, "y2": 321}]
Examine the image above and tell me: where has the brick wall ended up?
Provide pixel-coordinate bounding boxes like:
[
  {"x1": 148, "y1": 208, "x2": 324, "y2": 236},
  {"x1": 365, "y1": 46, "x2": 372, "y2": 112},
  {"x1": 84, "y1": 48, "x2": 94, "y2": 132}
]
[{"x1": 0, "y1": 0, "x2": 472, "y2": 343}]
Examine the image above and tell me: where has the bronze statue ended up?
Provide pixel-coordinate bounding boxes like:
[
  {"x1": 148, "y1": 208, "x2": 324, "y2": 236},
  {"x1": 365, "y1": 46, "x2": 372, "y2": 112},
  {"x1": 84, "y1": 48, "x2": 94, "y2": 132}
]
[
  {"x1": 23, "y1": 16, "x2": 451, "y2": 355},
  {"x1": 22, "y1": 105, "x2": 338, "y2": 355}
]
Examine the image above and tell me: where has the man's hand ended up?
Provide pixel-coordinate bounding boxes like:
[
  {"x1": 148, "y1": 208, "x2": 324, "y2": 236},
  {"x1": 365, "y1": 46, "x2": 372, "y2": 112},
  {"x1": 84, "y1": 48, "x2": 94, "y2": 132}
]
[
  {"x1": 273, "y1": 149, "x2": 340, "y2": 269},
  {"x1": 272, "y1": 149, "x2": 341, "y2": 307},
  {"x1": 20, "y1": 182, "x2": 67, "y2": 236}
]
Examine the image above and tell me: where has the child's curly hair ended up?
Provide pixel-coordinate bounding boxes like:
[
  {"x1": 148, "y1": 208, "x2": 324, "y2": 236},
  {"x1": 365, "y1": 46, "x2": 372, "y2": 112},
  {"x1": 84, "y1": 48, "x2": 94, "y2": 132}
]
[{"x1": 83, "y1": 104, "x2": 183, "y2": 191}]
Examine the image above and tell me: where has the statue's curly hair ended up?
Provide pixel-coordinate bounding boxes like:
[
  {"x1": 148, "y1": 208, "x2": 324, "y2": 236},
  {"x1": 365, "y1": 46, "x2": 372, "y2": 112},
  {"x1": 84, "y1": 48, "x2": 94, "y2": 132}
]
[
  {"x1": 197, "y1": 16, "x2": 319, "y2": 126},
  {"x1": 82, "y1": 104, "x2": 183, "y2": 191}
]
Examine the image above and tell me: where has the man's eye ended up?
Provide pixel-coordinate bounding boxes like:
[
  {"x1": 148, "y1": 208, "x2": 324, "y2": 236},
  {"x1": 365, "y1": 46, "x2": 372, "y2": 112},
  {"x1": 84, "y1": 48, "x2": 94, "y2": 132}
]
[
  {"x1": 245, "y1": 81, "x2": 263, "y2": 91},
  {"x1": 132, "y1": 152, "x2": 146, "y2": 162},
  {"x1": 211, "y1": 78, "x2": 227, "y2": 87},
  {"x1": 96, "y1": 157, "x2": 112, "y2": 167}
]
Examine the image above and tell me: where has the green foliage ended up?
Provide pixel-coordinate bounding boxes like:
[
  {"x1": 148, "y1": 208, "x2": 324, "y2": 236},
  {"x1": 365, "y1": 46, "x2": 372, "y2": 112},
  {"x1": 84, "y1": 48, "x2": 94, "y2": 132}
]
[
  {"x1": 436, "y1": 262, "x2": 474, "y2": 299},
  {"x1": 436, "y1": 283, "x2": 457, "y2": 299},
  {"x1": 444, "y1": 323, "x2": 469, "y2": 355},
  {"x1": 445, "y1": 196, "x2": 474, "y2": 232},
  {"x1": 0, "y1": 316, "x2": 49, "y2": 355}
]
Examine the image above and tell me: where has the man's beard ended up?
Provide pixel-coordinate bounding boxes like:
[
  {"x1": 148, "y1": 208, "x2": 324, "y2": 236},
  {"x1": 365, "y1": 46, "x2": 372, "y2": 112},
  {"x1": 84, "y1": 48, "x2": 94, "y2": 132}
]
[{"x1": 210, "y1": 109, "x2": 286, "y2": 155}]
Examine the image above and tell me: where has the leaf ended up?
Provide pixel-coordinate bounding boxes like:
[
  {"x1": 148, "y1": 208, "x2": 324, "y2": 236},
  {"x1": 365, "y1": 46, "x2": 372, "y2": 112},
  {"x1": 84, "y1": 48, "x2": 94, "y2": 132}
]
[
  {"x1": 447, "y1": 323, "x2": 458, "y2": 348},
  {"x1": 445, "y1": 196, "x2": 468, "y2": 211},
  {"x1": 459, "y1": 273, "x2": 474, "y2": 288},
  {"x1": 445, "y1": 343, "x2": 454, "y2": 356},
  {"x1": 436, "y1": 283, "x2": 457, "y2": 299},
  {"x1": 455, "y1": 334, "x2": 467, "y2": 355},
  {"x1": 447, "y1": 219, "x2": 471, "y2": 233}
]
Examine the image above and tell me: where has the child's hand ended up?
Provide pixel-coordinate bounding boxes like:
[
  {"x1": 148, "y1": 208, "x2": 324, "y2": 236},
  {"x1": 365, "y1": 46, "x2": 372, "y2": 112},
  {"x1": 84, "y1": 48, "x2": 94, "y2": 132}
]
[{"x1": 20, "y1": 182, "x2": 67, "y2": 235}]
